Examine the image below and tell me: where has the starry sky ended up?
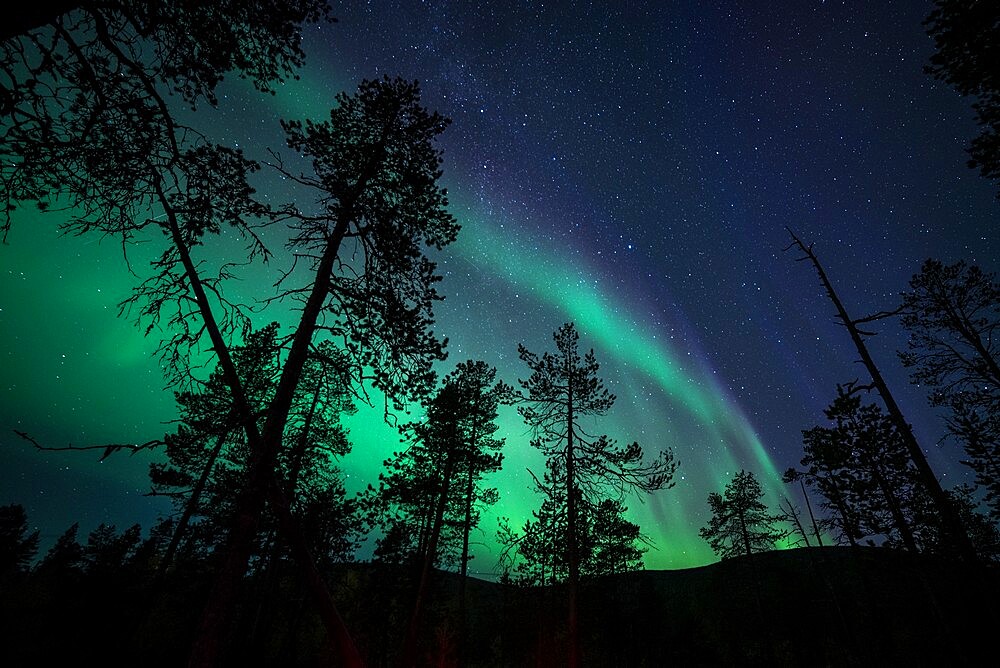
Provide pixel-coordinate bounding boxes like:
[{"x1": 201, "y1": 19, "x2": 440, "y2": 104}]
[{"x1": 2, "y1": 0, "x2": 998, "y2": 573}]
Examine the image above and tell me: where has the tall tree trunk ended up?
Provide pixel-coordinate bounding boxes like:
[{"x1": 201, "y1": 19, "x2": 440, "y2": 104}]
[
  {"x1": 783, "y1": 497, "x2": 812, "y2": 547},
  {"x1": 265, "y1": 477, "x2": 363, "y2": 666},
  {"x1": 832, "y1": 492, "x2": 860, "y2": 548},
  {"x1": 191, "y1": 124, "x2": 396, "y2": 666},
  {"x1": 97, "y1": 20, "x2": 374, "y2": 664},
  {"x1": 739, "y1": 511, "x2": 753, "y2": 557},
  {"x1": 133, "y1": 425, "x2": 234, "y2": 658},
  {"x1": 286, "y1": 376, "x2": 323, "y2": 499},
  {"x1": 155, "y1": 425, "x2": 232, "y2": 588},
  {"x1": 188, "y1": 215, "x2": 361, "y2": 667},
  {"x1": 788, "y1": 230, "x2": 978, "y2": 562},
  {"x1": 247, "y1": 378, "x2": 323, "y2": 661},
  {"x1": 564, "y1": 352, "x2": 580, "y2": 668},
  {"x1": 402, "y1": 434, "x2": 459, "y2": 666},
  {"x1": 416, "y1": 499, "x2": 433, "y2": 564},
  {"x1": 458, "y1": 392, "x2": 481, "y2": 665}
]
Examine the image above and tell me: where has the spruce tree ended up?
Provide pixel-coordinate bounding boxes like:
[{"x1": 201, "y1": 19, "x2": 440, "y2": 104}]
[{"x1": 700, "y1": 470, "x2": 786, "y2": 559}]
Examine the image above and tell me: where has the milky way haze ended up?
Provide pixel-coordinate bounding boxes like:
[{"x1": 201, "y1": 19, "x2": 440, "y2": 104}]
[{"x1": 2, "y1": 1, "x2": 997, "y2": 572}]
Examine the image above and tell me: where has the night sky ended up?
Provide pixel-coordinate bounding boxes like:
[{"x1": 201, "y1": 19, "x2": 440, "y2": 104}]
[{"x1": 2, "y1": 1, "x2": 998, "y2": 574}]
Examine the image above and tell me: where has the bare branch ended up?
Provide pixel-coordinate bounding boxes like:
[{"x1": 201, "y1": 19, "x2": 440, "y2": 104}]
[{"x1": 15, "y1": 430, "x2": 163, "y2": 460}]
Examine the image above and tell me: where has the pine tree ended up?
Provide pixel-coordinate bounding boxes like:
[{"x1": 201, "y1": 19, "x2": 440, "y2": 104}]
[
  {"x1": 380, "y1": 361, "x2": 510, "y2": 665},
  {"x1": 924, "y1": 1, "x2": 1000, "y2": 197},
  {"x1": 801, "y1": 386, "x2": 925, "y2": 551},
  {"x1": 500, "y1": 472, "x2": 648, "y2": 586},
  {"x1": 36, "y1": 523, "x2": 85, "y2": 575},
  {"x1": 0, "y1": 504, "x2": 39, "y2": 575},
  {"x1": 947, "y1": 484, "x2": 1000, "y2": 562},
  {"x1": 4, "y1": 7, "x2": 456, "y2": 663},
  {"x1": 83, "y1": 523, "x2": 142, "y2": 578},
  {"x1": 514, "y1": 322, "x2": 676, "y2": 667},
  {"x1": 150, "y1": 324, "x2": 361, "y2": 573},
  {"x1": 899, "y1": 259, "x2": 1000, "y2": 522},
  {"x1": 700, "y1": 470, "x2": 786, "y2": 559},
  {"x1": 583, "y1": 499, "x2": 647, "y2": 576}
]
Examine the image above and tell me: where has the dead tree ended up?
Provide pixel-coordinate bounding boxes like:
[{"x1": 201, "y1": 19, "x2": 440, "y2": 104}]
[{"x1": 786, "y1": 229, "x2": 977, "y2": 562}]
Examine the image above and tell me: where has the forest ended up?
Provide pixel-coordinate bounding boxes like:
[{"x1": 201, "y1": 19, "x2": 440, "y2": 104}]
[{"x1": 2, "y1": 1, "x2": 1000, "y2": 666}]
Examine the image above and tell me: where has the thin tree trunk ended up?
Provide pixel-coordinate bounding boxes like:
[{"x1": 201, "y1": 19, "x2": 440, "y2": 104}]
[
  {"x1": 869, "y1": 463, "x2": 918, "y2": 552},
  {"x1": 457, "y1": 461, "x2": 475, "y2": 663},
  {"x1": 286, "y1": 376, "x2": 323, "y2": 499},
  {"x1": 833, "y1": 494, "x2": 860, "y2": 548},
  {"x1": 266, "y1": 477, "x2": 364, "y2": 666},
  {"x1": 457, "y1": 393, "x2": 481, "y2": 665},
  {"x1": 800, "y1": 479, "x2": 824, "y2": 547},
  {"x1": 739, "y1": 510, "x2": 752, "y2": 557},
  {"x1": 133, "y1": 426, "x2": 235, "y2": 661},
  {"x1": 564, "y1": 351, "x2": 580, "y2": 668},
  {"x1": 250, "y1": 371, "x2": 322, "y2": 657},
  {"x1": 402, "y1": 435, "x2": 459, "y2": 666},
  {"x1": 155, "y1": 425, "x2": 232, "y2": 588},
  {"x1": 783, "y1": 497, "x2": 811, "y2": 547}
]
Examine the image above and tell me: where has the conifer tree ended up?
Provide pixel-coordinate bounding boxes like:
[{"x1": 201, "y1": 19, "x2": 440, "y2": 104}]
[
  {"x1": 36, "y1": 523, "x2": 85, "y2": 575},
  {"x1": 899, "y1": 259, "x2": 1000, "y2": 521},
  {"x1": 0, "y1": 504, "x2": 39, "y2": 575},
  {"x1": 801, "y1": 386, "x2": 925, "y2": 551},
  {"x1": 379, "y1": 361, "x2": 510, "y2": 665},
  {"x1": 514, "y1": 322, "x2": 676, "y2": 667},
  {"x1": 700, "y1": 470, "x2": 786, "y2": 559}
]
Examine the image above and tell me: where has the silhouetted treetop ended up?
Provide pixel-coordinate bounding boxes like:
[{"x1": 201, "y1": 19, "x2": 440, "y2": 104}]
[
  {"x1": 0, "y1": 0, "x2": 332, "y2": 247},
  {"x1": 276, "y1": 77, "x2": 458, "y2": 409},
  {"x1": 899, "y1": 258, "x2": 1000, "y2": 396},
  {"x1": 0, "y1": 504, "x2": 39, "y2": 574},
  {"x1": 700, "y1": 470, "x2": 786, "y2": 560},
  {"x1": 899, "y1": 258, "x2": 1000, "y2": 524},
  {"x1": 1, "y1": 0, "x2": 332, "y2": 100},
  {"x1": 924, "y1": 0, "x2": 1000, "y2": 196}
]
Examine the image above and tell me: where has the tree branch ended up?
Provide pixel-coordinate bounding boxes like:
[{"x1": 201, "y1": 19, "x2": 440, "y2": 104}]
[{"x1": 15, "y1": 429, "x2": 163, "y2": 460}]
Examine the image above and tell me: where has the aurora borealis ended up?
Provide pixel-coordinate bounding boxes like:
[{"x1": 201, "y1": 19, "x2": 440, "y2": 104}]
[{"x1": 2, "y1": 1, "x2": 999, "y2": 573}]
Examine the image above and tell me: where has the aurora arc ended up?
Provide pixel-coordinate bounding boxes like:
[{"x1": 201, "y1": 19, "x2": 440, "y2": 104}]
[
  {"x1": 0, "y1": 67, "x2": 796, "y2": 573},
  {"x1": 444, "y1": 197, "x2": 791, "y2": 566}
]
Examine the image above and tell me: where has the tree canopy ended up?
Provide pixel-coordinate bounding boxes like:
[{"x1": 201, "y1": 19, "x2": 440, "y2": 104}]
[
  {"x1": 700, "y1": 470, "x2": 786, "y2": 560},
  {"x1": 925, "y1": 0, "x2": 1000, "y2": 197}
]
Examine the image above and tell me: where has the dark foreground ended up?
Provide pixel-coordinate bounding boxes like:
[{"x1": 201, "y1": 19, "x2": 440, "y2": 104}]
[{"x1": 1, "y1": 546, "x2": 995, "y2": 666}]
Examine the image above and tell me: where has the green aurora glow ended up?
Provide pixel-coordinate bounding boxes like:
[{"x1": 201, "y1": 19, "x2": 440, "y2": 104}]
[
  {"x1": 440, "y1": 200, "x2": 793, "y2": 568},
  {"x1": 2, "y1": 64, "x2": 799, "y2": 574}
]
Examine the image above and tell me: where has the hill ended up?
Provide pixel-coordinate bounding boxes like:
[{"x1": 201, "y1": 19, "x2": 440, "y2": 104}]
[
  {"x1": 452, "y1": 546, "x2": 997, "y2": 666},
  {"x1": 2, "y1": 546, "x2": 996, "y2": 666}
]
